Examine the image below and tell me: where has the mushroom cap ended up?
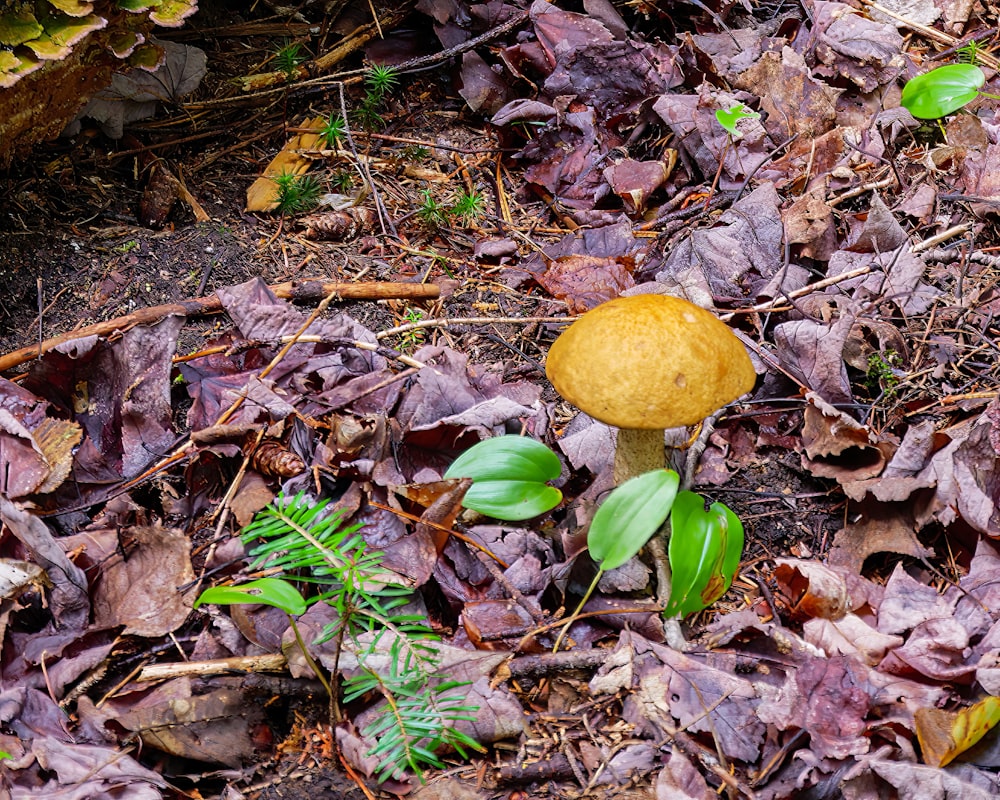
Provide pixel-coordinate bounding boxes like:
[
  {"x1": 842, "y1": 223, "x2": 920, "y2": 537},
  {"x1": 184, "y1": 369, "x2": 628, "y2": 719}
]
[{"x1": 546, "y1": 294, "x2": 756, "y2": 429}]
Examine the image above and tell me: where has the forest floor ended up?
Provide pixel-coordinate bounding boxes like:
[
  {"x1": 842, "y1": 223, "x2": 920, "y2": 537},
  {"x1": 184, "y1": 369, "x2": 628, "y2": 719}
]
[{"x1": 2, "y1": 0, "x2": 1000, "y2": 799}]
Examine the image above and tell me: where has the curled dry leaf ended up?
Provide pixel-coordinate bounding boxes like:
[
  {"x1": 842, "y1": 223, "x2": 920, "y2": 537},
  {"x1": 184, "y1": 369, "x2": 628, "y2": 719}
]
[{"x1": 773, "y1": 558, "x2": 849, "y2": 621}]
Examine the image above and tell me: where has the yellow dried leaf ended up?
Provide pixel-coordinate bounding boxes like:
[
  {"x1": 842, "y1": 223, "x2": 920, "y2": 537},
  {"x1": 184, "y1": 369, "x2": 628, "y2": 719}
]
[
  {"x1": 32, "y1": 417, "x2": 83, "y2": 494},
  {"x1": 915, "y1": 696, "x2": 1000, "y2": 768},
  {"x1": 245, "y1": 116, "x2": 326, "y2": 212}
]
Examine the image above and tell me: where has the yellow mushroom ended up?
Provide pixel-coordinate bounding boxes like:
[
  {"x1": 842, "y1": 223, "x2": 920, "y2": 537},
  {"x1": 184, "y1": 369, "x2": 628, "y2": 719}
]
[{"x1": 546, "y1": 294, "x2": 756, "y2": 483}]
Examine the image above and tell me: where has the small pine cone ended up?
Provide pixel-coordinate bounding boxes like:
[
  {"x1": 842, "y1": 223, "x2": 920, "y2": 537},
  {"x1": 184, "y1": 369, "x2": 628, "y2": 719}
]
[
  {"x1": 301, "y1": 207, "x2": 377, "y2": 240},
  {"x1": 250, "y1": 440, "x2": 306, "y2": 478}
]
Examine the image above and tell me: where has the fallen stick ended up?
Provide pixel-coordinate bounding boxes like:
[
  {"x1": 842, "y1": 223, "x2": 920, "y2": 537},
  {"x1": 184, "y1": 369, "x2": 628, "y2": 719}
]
[{"x1": 0, "y1": 279, "x2": 443, "y2": 374}]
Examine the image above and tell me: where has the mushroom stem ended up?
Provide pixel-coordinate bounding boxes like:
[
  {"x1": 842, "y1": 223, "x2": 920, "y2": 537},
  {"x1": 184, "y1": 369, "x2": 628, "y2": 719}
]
[{"x1": 613, "y1": 428, "x2": 665, "y2": 484}]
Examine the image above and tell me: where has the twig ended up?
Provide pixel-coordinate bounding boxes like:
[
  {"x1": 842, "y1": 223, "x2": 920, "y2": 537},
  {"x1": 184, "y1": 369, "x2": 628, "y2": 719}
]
[
  {"x1": 0, "y1": 280, "x2": 443, "y2": 374},
  {"x1": 827, "y1": 175, "x2": 896, "y2": 207},
  {"x1": 224, "y1": 334, "x2": 429, "y2": 371},
  {"x1": 719, "y1": 265, "x2": 876, "y2": 321},
  {"x1": 137, "y1": 653, "x2": 289, "y2": 682},
  {"x1": 857, "y1": 0, "x2": 1000, "y2": 70},
  {"x1": 376, "y1": 315, "x2": 572, "y2": 340},
  {"x1": 337, "y1": 82, "x2": 396, "y2": 238},
  {"x1": 911, "y1": 223, "x2": 973, "y2": 252}
]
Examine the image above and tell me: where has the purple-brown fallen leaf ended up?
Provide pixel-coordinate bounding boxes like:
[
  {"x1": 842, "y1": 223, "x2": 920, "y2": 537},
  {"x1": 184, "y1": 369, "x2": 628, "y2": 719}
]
[
  {"x1": 101, "y1": 676, "x2": 261, "y2": 766},
  {"x1": 0, "y1": 497, "x2": 88, "y2": 630},
  {"x1": 603, "y1": 158, "x2": 673, "y2": 214},
  {"x1": 733, "y1": 47, "x2": 839, "y2": 138},
  {"x1": 655, "y1": 748, "x2": 714, "y2": 800},
  {"x1": 1, "y1": 687, "x2": 166, "y2": 798},
  {"x1": 462, "y1": 599, "x2": 538, "y2": 649},
  {"x1": 758, "y1": 655, "x2": 872, "y2": 760},
  {"x1": 773, "y1": 299, "x2": 857, "y2": 404},
  {"x1": 90, "y1": 524, "x2": 197, "y2": 637},
  {"x1": 827, "y1": 498, "x2": 932, "y2": 574},
  {"x1": 879, "y1": 617, "x2": 975, "y2": 683},
  {"x1": 807, "y1": 1, "x2": 905, "y2": 92},
  {"x1": 537, "y1": 253, "x2": 635, "y2": 313},
  {"x1": 877, "y1": 562, "x2": 957, "y2": 637},
  {"x1": 800, "y1": 393, "x2": 888, "y2": 493},
  {"x1": 656, "y1": 183, "x2": 783, "y2": 301},
  {"x1": 804, "y1": 613, "x2": 902, "y2": 665}
]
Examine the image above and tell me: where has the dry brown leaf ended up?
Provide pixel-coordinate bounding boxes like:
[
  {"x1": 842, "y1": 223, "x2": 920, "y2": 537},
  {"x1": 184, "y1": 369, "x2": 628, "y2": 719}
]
[
  {"x1": 245, "y1": 115, "x2": 326, "y2": 212},
  {"x1": 774, "y1": 558, "x2": 850, "y2": 621}
]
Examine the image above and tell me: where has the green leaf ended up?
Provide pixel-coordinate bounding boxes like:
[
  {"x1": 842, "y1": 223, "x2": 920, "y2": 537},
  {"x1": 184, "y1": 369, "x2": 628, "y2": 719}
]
[
  {"x1": 901, "y1": 64, "x2": 986, "y2": 119},
  {"x1": 193, "y1": 577, "x2": 307, "y2": 616},
  {"x1": 664, "y1": 492, "x2": 744, "y2": 618},
  {"x1": 444, "y1": 435, "x2": 561, "y2": 483},
  {"x1": 715, "y1": 104, "x2": 760, "y2": 137},
  {"x1": 588, "y1": 470, "x2": 679, "y2": 571},
  {"x1": 461, "y1": 480, "x2": 562, "y2": 521}
]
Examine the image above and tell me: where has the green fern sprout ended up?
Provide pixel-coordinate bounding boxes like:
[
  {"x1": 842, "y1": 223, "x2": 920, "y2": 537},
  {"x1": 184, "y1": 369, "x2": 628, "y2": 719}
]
[
  {"x1": 227, "y1": 493, "x2": 482, "y2": 781},
  {"x1": 354, "y1": 97, "x2": 385, "y2": 131},
  {"x1": 957, "y1": 39, "x2": 985, "y2": 64},
  {"x1": 319, "y1": 113, "x2": 347, "y2": 149},
  {"x1": 272, "y1": 39, "x2": 308, "y2": 79},
  {"x1": 397, "y1": 307, "x2": 426, "y2": 351},
  {"x1": 364, "y1": 63, "x2": 400, "y2": 101},
  {"x1": 449, "y1": 188, "x2": 486, "y2": 225},
  {"x1": 272, "y1": 171, "x2": 322, "y2": 215},
  {"x1": 401, "y1": 144, "x2": 429, "y2": 161},
  {"x1": 329, "y1": 169, "x2": 354, "y2": 193},
  {"x1": 417, "y1": 189, "x2": 447, "y2": 227}
]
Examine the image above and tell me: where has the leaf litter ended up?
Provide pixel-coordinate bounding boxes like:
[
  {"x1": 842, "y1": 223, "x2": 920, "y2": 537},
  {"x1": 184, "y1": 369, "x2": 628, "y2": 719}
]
[{"x1": 2, "y1": 0, "x2": 1000, "y2": 797}]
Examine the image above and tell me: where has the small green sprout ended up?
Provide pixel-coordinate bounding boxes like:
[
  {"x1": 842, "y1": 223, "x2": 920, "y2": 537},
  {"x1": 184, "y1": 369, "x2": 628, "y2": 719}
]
[
  {"x1": 417, "y1": 189, "x2": 447, "y2": 227},
  {"x1": 364, "y1": 63, "x2": 400, "y2": 100},
  {"x1": 354, "y1": 98, "x2": 385, "y2": 131},
  {"x1": 397, "y1": 307, "x2": 426, "y2": 351},
  {"x1": 319, "y1": 113, "x2": 346, "y2": 149},
  {"x1": 865, "y1": 350, "x2": 902, "y2": 398},
  {"x1": 901, "y1": 63, "x2": 1000, "y2": 119},
  {"x1": 449, "y1": 188, "x2": 487, "y2": 225},
  {"x1": 957, "y1": 39, "x2": 986, "y2": 65},
  {"x1": 272, "y1": 171, "x2": 322, "y2": 215},
  {"x1": 401, "y1": 144, "x2": 430, "y2": 161},
  {"x1": 272, "y1": 39, "x2": 308, "y2": 79},
  {"x1": 715, "y1": 104, "x2": 761, "y2": 139},
  {"x1": 329, "y1": 169, "x2": 354, "y2": 193}
]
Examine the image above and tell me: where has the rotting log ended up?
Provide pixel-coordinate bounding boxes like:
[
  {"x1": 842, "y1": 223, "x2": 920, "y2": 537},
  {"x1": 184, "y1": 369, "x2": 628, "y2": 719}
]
[{"x1": 0, "y1": 279, "x2": 446, "y2": 374}]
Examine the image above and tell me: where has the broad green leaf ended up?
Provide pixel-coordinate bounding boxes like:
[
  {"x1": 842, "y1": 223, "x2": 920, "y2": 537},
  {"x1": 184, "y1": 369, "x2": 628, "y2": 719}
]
[
  {"x1": 461, "y1": 480, "x2": 562, "y2": 520},
  {"x1": 193, "y1": 577, "x2": 307, "y2": 616},
  {"x1": 715, "y1": 104, "x2": 760, "y2": 138},
  {"x1": 588, "y1": 469, "x2": 679, "y2": 571},
  {"x1": 901, "y1": 64, "x2": 985, "y2": 119},
  {"x1": 665, "y1": 492, "x2": 744, "y2": 617},
  {"x1": 445, "y1": 435, "x2": 561, "y2": 483}
]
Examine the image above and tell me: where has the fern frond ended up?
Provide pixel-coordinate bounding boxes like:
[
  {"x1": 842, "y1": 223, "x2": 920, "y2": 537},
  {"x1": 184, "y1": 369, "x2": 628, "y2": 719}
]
[
  {"x1": 243, "y1": 492, "x2": 362, "y2": 578},
  {"x1": 229, "y1": 491, "x2": 482, "y2": 781},
  {"x1": 355, "y1": 675, "x2": 481, "y2": 781}
]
